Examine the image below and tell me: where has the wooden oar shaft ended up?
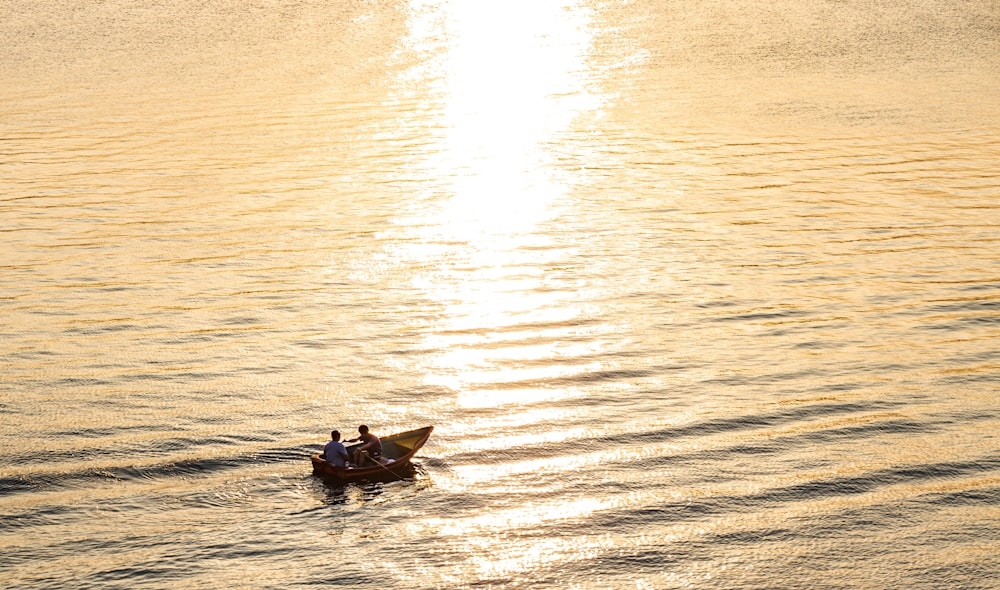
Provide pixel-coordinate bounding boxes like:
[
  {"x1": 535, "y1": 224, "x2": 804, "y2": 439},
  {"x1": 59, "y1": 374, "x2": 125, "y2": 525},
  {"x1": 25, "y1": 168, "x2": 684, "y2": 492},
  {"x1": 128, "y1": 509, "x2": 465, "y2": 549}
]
[{"x1": 359, "y1": 451, "x2": 397, "y2": 474}]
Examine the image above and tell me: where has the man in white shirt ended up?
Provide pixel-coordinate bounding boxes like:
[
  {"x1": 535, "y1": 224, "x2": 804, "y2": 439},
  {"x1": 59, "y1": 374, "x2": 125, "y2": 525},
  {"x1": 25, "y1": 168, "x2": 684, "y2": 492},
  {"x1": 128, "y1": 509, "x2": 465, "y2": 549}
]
[{"x1": 322, "y1": 430, "x2": 349, "y2": 467}]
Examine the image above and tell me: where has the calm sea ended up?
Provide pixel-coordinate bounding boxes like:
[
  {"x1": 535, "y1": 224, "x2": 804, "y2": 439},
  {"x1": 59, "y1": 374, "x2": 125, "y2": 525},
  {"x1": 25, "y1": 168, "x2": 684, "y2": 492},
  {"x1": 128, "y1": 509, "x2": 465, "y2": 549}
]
[{"x1": 2, "y1": 1, "x2": 998, "y2": 588}]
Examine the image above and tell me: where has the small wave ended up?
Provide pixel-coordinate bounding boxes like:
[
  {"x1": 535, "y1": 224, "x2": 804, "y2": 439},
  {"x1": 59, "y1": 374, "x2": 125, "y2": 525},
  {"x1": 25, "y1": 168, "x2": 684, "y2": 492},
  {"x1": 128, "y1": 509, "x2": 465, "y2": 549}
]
[
  {"x1": 619, "y1": 400, "x2": 901, "y2": 445},
  {"x1": 574, "y1": 457, "x2": 1000, "y2": 537},
  {"x1": 924, "y1": 486, "x2": 1000, "y2": 507},
  {"x1": 0, "y1": 443, "x2": 320, "y2": 497},
  {"x1": 440, "y1": 400, "x2": 909, "y2": 470},
  {"x1": 710, "y1": 308, "x2": 812, "y2": 323},
  {"x1": 0, "y1": 504, "x2": 77, "y2": 533}
]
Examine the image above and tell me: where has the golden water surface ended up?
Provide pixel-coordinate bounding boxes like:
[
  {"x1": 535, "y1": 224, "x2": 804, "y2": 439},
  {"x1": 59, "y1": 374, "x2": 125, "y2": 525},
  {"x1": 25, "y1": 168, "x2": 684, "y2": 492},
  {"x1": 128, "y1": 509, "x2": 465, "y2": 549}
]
[{"x1": 2, "y1": 1, "x2": 998, "y2": 588}]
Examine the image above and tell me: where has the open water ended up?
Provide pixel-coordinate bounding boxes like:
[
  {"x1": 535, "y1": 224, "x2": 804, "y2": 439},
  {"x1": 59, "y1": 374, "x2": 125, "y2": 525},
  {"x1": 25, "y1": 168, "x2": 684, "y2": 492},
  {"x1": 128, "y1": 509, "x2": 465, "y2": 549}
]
[{"x1": 2, "y1": 1, "x2": 999, "y2": 588}]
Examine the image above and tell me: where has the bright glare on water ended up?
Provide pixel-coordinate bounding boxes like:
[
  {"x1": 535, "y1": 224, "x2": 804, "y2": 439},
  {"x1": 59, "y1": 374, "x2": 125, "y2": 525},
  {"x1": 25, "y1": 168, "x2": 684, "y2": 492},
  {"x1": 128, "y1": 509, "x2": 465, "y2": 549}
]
[{"x1": 1, "y1": 0, "x2": 998, "y2": 588}]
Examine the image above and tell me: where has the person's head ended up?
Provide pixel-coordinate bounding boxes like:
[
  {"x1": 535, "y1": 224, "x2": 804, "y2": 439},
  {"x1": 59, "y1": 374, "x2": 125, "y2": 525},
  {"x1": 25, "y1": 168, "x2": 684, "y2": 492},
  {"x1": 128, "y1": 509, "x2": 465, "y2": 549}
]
[
  {"x1": 358, "y1": 424, "x2": 369, "y2": 435},
  {"x1": 331, "y1": 430, "x2": 340, "y2": 441}
]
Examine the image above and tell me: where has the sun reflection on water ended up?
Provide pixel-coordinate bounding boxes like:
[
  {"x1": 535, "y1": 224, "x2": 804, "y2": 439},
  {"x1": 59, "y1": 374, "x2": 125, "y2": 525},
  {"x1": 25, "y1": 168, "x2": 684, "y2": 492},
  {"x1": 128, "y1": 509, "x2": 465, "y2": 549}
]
[
  {"x1": 383, "y1": 0, "x2": 608, "y2": 398},
  {"x1": 375, "y1": 5, "x2": 634, "y2": 581}
]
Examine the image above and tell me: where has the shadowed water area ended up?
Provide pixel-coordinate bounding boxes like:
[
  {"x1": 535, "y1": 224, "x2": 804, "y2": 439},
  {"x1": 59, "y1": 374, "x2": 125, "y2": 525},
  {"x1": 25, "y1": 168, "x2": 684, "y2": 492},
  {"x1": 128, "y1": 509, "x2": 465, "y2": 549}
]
[{"x1": 1, "y1": 0, "x2": 998, "y2": 588}]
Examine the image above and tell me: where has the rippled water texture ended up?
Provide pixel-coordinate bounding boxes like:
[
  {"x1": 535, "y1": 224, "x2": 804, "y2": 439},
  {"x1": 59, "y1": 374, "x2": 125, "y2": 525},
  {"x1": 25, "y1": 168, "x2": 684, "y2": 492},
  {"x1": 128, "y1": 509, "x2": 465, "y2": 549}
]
[{"x1": 2, "y1": 0, "x2": 999, "y2": 588}]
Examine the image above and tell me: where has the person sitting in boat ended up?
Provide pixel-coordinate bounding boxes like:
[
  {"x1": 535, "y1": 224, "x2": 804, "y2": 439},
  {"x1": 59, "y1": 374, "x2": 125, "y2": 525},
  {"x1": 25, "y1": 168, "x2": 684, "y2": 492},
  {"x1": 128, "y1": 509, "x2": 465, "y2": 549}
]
[
  {"x1": 322, "y1": 430, "x2": 349, "y2": 468},
  {"x1": 346, "y1": 424, "x2": 382, "y2": 467}
]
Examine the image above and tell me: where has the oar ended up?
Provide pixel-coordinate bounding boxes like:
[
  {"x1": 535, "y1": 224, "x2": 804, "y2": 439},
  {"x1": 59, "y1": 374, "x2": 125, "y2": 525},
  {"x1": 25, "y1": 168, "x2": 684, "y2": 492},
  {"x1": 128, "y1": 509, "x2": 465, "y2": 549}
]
[{"x1": 358, "y1": 451, "x2": 399, "y2": 476}]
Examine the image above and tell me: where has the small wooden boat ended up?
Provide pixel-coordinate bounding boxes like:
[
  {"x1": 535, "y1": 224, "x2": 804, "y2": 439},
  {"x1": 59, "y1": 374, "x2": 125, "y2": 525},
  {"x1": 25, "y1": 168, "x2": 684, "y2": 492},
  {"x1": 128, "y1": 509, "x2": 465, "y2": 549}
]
[{"x1": 311, "y1": 426, "x2": 433, "y2": 484}]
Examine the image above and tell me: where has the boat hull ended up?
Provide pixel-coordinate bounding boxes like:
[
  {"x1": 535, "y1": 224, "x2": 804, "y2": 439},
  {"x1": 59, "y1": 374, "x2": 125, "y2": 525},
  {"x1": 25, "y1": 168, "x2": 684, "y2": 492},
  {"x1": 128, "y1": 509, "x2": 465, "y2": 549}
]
[{"x1": 311, "y1": 425, "x2": 433, "y2": 484}]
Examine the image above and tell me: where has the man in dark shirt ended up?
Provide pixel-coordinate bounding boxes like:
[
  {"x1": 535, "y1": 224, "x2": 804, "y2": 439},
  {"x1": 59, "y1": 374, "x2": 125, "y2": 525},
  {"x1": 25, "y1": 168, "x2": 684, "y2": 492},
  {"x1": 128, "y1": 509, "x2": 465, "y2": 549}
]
[{"x1": 346, "y1": 424, "x2": 382, "y2": 467}]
